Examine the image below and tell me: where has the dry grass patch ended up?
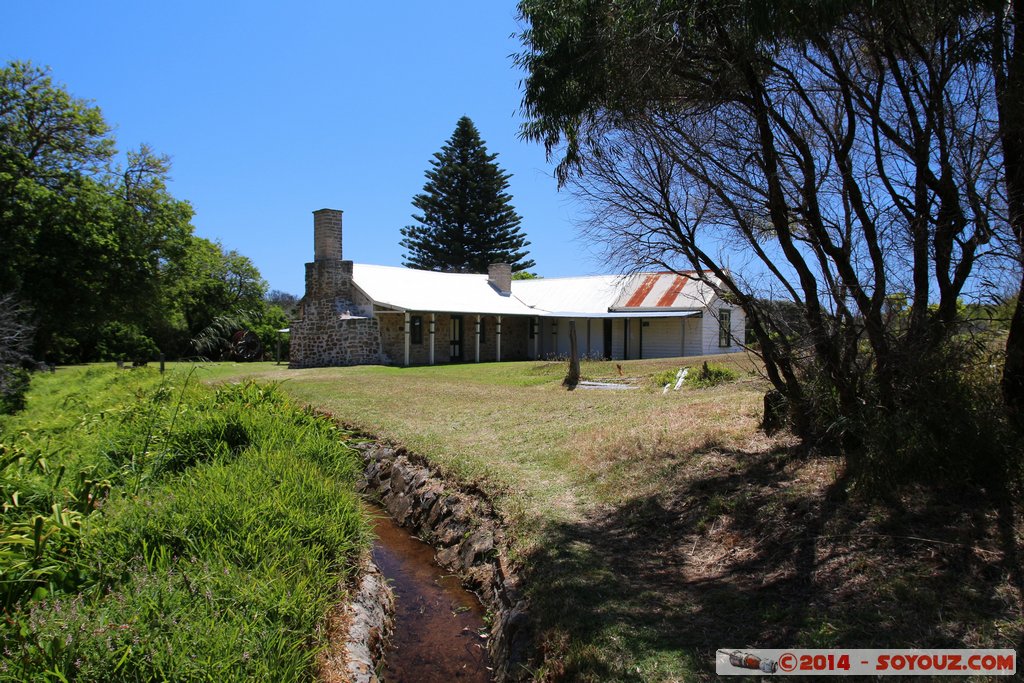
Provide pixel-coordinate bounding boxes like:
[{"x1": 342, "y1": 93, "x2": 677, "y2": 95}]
[
  {"x1": 567, "y1": 378, "x2": 770, "y2": 504},
  {"x1": 195, "y1": 353, "x2": 767, "y2": 527}
]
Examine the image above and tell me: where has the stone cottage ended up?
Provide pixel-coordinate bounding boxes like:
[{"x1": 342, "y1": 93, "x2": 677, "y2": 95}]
[{"x1": 288, "y1": 209, "x2": 745, "y2": 368}]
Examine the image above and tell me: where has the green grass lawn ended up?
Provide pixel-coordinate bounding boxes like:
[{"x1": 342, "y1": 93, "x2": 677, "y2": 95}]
[
  {"x1": 189, "y1": 355, "x2": 767, "y2": 545},
  {"x1": 0, "y1": 366, "x2": 369, "y2": 681},
  {"x1": 133, "y1": 358, "x2": 1024, "y2": 680}
]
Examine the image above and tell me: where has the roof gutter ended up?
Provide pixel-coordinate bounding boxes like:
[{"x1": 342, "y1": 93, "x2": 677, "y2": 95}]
[{"x1": 534, "y1": 310, "x2": 702, "y2": 319}]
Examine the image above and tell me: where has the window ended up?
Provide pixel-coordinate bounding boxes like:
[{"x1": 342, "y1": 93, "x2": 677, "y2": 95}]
[
  {"x1": 718, "y1": 309, "x2": 732, "y2": 347},
  {"x1": 410, "y1": 316, "x2": 423, "y2": 344}
]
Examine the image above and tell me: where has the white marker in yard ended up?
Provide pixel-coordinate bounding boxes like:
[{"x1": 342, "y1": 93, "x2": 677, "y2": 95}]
[{"x1": 674, "y1": 368, "x2": 688, "y2": 391}]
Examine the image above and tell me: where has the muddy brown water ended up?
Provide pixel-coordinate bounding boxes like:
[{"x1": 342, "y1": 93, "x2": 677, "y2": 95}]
[{"x1": 367, "y1": 504, "x2": 491, "y2": 682}]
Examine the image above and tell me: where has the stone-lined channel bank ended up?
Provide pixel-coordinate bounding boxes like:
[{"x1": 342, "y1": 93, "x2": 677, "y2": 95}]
[
  {"x1": 368, "y1": 503, "x2": 490, "y2": 681},
  {"x1": 353, "y1": 441, "x2": 535, "y2": 682}
]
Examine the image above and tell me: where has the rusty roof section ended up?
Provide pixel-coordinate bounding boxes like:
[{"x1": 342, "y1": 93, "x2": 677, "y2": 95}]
[
  {"x1": 611, "y1": 271, "x2": 715, "y2": 311},
  {"x1": 623, "y1": 274, "x2": 660, "y2": 308},
  {"x1": 655, "y1": 274, "x2": 690, "y2": 307}
]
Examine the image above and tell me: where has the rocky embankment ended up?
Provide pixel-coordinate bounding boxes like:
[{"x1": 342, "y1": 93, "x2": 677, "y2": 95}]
[
  {"x1": 318, "y1": 557, "x2": 394, "y2": 683},
  {"x1": 354, "y1": 442, "x2": 535, "y2": 682}
]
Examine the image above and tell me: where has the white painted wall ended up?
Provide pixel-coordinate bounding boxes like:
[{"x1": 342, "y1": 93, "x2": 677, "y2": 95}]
[
  {"x1": 556, "y1": 318, "x2": 569, "y2": 356},
  {"x1": 537, "y1": 306, "x2": 744, "y2": 360},
  {"x1": 538, "y1": 317, "x2": 605, "y2": 357},
  {"x1": 573, "y1": 318, "x2": 589, "y2": 356},
  {"x1": 583, "y1": 319, "x2": 596, "y2": 357},
  {"x1": 611, "y1": 319, "x2": 625, "y2": 360},
  {"x1": 640, "y1": 318, "x2": 684, "y2": 358},
  {"x1": 683, "y1": 317, "x2": 703, "y2": 356},
  {"x1": 701, "y1": 299, "x2": 746, "y2": 355}
]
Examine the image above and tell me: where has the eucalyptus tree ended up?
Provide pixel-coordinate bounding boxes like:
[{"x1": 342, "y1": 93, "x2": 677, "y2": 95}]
[{"x1": 518, "y1": 1, "x2": 1018, "y2": 474}]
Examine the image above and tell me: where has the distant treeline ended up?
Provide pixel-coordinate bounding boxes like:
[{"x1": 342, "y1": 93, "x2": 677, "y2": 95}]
[{"x1": 1, "y1": 61, "x2": 294, "y2": 365}]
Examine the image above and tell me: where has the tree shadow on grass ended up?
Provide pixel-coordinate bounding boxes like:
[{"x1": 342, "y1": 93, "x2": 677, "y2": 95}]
[{"x1": 519, "y1": 447, "x2": 1024, "y2": 681}]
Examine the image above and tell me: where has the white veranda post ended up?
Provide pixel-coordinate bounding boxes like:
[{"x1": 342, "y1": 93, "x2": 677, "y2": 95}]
[
  {"x1": 532, "y1": 318, "x2": 539, "y2": 359},
  {"x1": 475, "y1": 315, "x2": 481, "y2": 362},
  {"x1": 404, "y1": 311, "x2": 410, "y2": 366},
  {"x1": 429, "y1": 313, "x2": 436, "y2": 365}
]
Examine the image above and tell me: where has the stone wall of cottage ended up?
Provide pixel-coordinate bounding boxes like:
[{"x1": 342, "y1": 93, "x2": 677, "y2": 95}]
[
  {"x1": 407, "y1": 314, "x2": 437, "y2": 365},
  {"x1": 404, "y1": 314, "x2": 446, "y2": 366},
  {"x1": 290, "y1": 209, "x2": 384, "y2": 368},
  {"x1": 421, "y1": 313, "x2": 457, "y2": 364},
  {"x1": 500, "y1": 317, "x2": 531, "y2": 361},
  {"x1": 475, "y1": 316, "x2": 497, "y2": 361},
  {"x1": 351, "y1": 287, "x2": 375, "y2": 315},
  {"x1": 376, "y1": 313, "x2": 404, "y2": 365},
  {"x1": 290, "y1": 300, "x2": 383, "y2": 368}
]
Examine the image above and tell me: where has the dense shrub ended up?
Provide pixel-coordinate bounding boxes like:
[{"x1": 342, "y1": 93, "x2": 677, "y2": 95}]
[
  {"x1": 772, "y1": 334, "x2": 1024, "y2": 495},
  {"x1": 849, "y1": 345, "x2": 1021, "y2": 493},
  {"x1": 685, "y1": 362, "x2": 739, "y2": 389},
  {"x1": 651, "y1": 368, "x2": 679, "y2": 388},
  {"x1": 0, "y1": 366, "x2": 29, "y2": 414},
  {"x1": 95, "y1": 321, "x2": 160, "y2": 362},
  {"x1": 0, "y1": 293, "x2": 33, "y2": 414},
  {"x1": 652, "y1": 363, "x2": 740, "y2": 390}
]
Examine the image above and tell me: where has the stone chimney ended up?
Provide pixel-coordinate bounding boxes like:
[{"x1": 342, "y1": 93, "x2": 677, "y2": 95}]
[
  {"x1": 291, "y1": 208, "x2": 382, "y2": 369},
  {"x1": 313, "y1": 208, "x2": 343, "y2": 261},
  {"x1": 487, "y1": 263, "x2": 512, "y2": 295},
  {"x1": 304, "y1": 208, "x2": 352, "y2": 301}
]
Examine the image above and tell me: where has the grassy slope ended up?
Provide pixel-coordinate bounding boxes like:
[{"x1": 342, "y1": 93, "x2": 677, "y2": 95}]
[
  {"x1": 0, "y1": 367, "x2": 368, "y2": 681},
  {"x1": 192, "y1": 355, "x2": 765, "y2": 541},
  {"x1": 204, "y1": 356, "x2": 1024, "y2": 682}
]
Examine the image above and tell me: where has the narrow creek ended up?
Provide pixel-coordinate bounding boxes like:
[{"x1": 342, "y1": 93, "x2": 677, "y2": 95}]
[{"x1": 367, "y1": 504, "x2": 491, "y2": 682}]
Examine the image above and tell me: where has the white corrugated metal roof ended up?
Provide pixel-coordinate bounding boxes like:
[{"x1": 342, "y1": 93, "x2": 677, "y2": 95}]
[
  {"x1": 540, "y1": 309, "x2": 702, "y2": 319},
  {"x1": 511, "y1": 274, "x2": 630, "y2": 315},
  {"x1": 351, "y1": 264, "x2": 718, "y2": 317},
  {"x1": 352, "y1": 264, "x2": 538, "y2": 315}
]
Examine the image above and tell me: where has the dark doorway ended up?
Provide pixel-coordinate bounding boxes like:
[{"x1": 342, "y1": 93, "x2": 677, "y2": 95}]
[
  {"x1": 450, "y1": 316, "x2": 463, "y2": 362},
  {"x1": 602, "y1": 319, "x2": 613, "y2": 360}
]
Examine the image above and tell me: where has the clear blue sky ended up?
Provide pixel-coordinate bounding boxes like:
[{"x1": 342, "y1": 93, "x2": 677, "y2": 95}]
[{"x1": 2, "y1": 1, "x2": 597, "y2": 296}]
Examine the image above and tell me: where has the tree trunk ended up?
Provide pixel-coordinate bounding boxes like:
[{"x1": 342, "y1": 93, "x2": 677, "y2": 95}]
[
  {"x1": 563, "y1": 320, "x2": 580, "y2": 389},
  {"x1": 995, "y1": 0, "x2": 1024, "y2": 432},
  {"x1": 1004, "y1": 291, "x2": 1024, "y2": 431}
]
